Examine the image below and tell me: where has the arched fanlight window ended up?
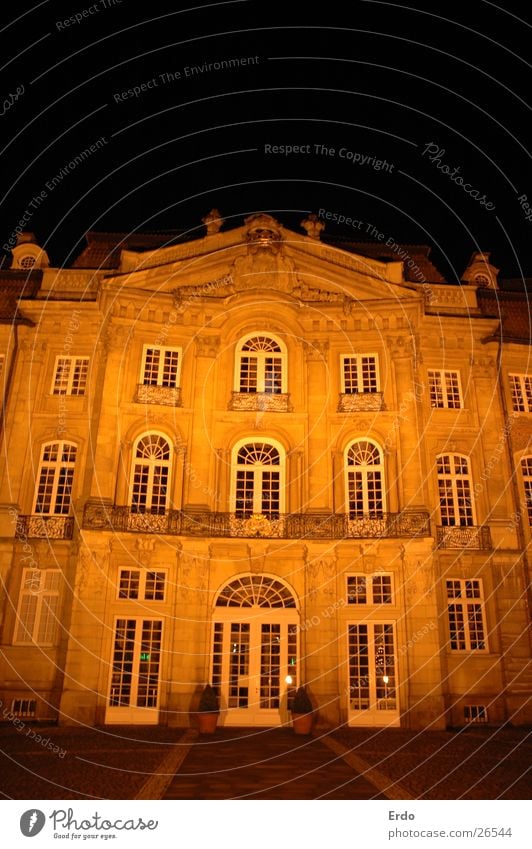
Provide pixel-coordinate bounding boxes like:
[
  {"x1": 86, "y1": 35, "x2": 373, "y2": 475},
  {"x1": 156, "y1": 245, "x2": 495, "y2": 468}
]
[
  {"x1": 235, "y1": 335, "x2": 286, "y2": 394},
  {"x1": 33, "y1": 441, "x2": 77, "y2": 515},
  {"x1": 130, "y1": 434, "x2": 172, "y2": 515},
  {"x1": 215, "y1": 575, "x2": 296, "y2": 608},
  {"x1": 436, "y1": 454, "x2": 474, "y2": 526},
  {"x1": 345, "y1": 440, "x2": 385, "y2": 518},
  {"x1": 232, "y1": 441, "x2": 285, "y2": 519}
]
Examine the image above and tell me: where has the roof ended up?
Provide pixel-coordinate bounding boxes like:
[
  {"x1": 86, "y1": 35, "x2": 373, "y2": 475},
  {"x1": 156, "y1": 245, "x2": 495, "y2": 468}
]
[
  {"x1": 0, "y1": 273, "x2": 40, "y2": 324},
  {"x1": 323, "y1": 237, "x2": 446, "y2": 283},
  {"x1": 71, "y1": 231, "x2": 192, "y2": 269},
  {"x1": 478, "y1": 288, "x2": 532, "y2": 344}
]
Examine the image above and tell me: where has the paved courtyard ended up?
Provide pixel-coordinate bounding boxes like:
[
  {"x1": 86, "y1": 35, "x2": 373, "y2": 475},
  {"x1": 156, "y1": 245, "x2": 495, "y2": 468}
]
[{"x1": 0, "y1": 722, "x2": 530, "y2": 800}]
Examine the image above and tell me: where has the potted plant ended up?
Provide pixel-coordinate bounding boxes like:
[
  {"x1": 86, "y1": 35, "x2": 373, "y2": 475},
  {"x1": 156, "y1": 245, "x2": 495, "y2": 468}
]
[
  {"x1": 197, "y1": 684, "x2": 220, "y2": 734},
  {"x1": 291, "y1": 685, "x2": 314, "y2": 735}
]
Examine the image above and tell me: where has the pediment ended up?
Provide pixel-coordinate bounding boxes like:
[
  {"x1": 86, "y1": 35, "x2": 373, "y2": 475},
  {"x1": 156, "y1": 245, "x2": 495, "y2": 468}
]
[{"x1": 109, "y1": 214, "x2": 421, "y2": 305}]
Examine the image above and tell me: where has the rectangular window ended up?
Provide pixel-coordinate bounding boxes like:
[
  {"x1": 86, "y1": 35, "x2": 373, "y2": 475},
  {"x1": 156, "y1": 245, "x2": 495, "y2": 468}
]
[
  {"x1": 428, "y1": 370, "x2": 462, "y2": 408},
  {"x1": 347, "y1": 574, "x2": 393, "y2": 605},
  {"x1": 341, "y1": 355, "x2": 379, "y2": 394},
  {"x1": 509, "y1": 374, "x2": 532, "y2": 412},
  {"x1": 14, "y1": 569, "x2": 61, "y2": 645},
  {"x1": 52, "y1": 357, "x2": 89, "y2": 395},
  {"x1": 141, "y1": 346, "x2": 181, "y2": 388},
  {"x1": 446, "y1": 579, "x2": 487, "y2": 651},
  {"x1": 11, "y1": 699, "x2": 37, "y2": 718},
  {"x1": 464, "y1": 705, "x2": 488, "y2": 723},
  {"x1": 118, "y1": 569, "x2": 166, "y2": 601}
]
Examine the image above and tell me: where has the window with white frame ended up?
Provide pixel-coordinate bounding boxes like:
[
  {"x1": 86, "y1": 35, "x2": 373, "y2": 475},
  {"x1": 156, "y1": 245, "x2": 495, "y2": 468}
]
[
  {"x1": 141, "y1": 346, "x2": 181, "y2": 388},
  {"x1": 232, "y1": 441, "x2": 284, "y2": 519},
  {"x1": 52, "y1": 356, "x2": 89, "y2": 395},
  {"x1": 437, "y1": 454, "x2": 474, "y2": 526},
  {"x1": 14, "y1": 569, "x2": 61, "y2": 645},
  {"x1": 347, "y1": 574, "x2": 393, "y2": 605},
  {"x1": 428, "y1": 370, "x2": 462, "y2": 409},
  {"x1": 235, "y1": 335, "x2": 286, "y2": 394},
  {"x1": 33, "y1": 441, "x2": 77, "y2": 515},
  {"x1": 446, "y1": 579, "x2": 487, "y2": 650},
  {"x1": 130, "y1": 434, "x2": 172, "y2": 514},
  {"x1": 520, "y1": 456, "x2": 532, "y2": 525},
  {"x1": 509, "y1": 374, "x2": 532, "y2": 412},
  {"x1": 118, "y1": 569, "x2": 166, "y2": 601},
  {"x1": 345, "y1": 440, "x2": 385, "y2": 518},
  {"x1": 341, "y1": 354, "x2": 379, "y2": 394}
]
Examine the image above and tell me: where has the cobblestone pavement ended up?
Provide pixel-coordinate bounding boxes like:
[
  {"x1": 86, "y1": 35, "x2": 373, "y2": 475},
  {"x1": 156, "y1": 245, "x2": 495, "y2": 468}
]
[{"x1": 0, "y1": 723, "x2": 530, "y2": 800}]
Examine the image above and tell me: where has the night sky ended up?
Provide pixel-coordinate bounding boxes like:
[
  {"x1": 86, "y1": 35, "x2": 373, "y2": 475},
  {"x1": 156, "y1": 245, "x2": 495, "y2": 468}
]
[{"x1": 1, "y1": 0, "x2": 531, "y2": 285}]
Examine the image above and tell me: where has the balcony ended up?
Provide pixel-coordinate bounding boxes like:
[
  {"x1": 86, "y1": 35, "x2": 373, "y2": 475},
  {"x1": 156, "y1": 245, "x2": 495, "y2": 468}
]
[
  {"x1": 338, "y1": 392, "x2": 385, "y2": 412},
  {"x1": 228, "y1": 391, "x2": 292, "y2": 412},
  {"x1": 134, "y1": 384, "x2": 182, "y2": 406},
  {"x1": 436, "y1": 525, "x2": 492, "y2": 550},
  {"x1": 15, "y1": 515, "x2": 74, "y2": 540},
  {"x1": 82, "y1": 505, "x2": 430, "y2": 540}
]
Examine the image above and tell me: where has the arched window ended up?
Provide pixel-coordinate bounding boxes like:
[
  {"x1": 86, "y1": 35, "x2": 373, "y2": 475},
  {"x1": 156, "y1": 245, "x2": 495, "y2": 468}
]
[
  {"x1": 33, "y1": 441, "x2": 77, "y2": 515},
  {"x1": 520, "y1": 456, "x2": 532, "y2": 525},
  {"x1": 345, "y1": 440, "x2": 385, "y2": 518},
  {"x1": 232, "y1": 441, "x2": 285, "y2": 519},
  {"x1": 130, "y1": 434, "x2": 171, "y2": 515},
  {"x1": 235, "y1": 335, "x2": 286, "y2": 394},
  {"x1": 437, "y1": 454, "x2": 474, "y2": 526}
]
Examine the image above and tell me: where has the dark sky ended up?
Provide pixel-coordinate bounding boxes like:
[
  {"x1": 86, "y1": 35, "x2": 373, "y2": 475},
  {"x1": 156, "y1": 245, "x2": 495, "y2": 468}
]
[{"x1": 1, "y1": 0, "x2": 531, "y2": 284}]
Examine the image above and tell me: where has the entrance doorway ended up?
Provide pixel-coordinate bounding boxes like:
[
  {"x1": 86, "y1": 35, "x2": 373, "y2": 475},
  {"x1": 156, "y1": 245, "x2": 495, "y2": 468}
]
[{"x1": 211, "y1": 575, "x2": 299, "y2": 726}]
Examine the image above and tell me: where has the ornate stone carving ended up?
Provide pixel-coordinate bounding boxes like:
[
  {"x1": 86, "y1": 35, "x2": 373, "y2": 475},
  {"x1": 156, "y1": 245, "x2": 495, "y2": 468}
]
[
  {"x1": 304, "y1": 339, "x2": 329, "y2": 362},
  {"x1": 134, "y1": 384, "x2": 182, "y2": 406},
  {"x1": 436, "y1": 525, "x2": 492, "y2": 550},
  {"x1": 229, "y1": 391, "x2": 291, "y2": 412},
  {"x1": 244, "y1": 213, "x2": 283, "y2": 249},
  {"x1": 300, "y1": 214, "x2": 325, "y2": 240},
  {"x1": 386, "y1": 335, "x2": 414, "y2": 359},
  {"x1": 338, "y1": 392, "x2": 385, "y2": 412},
  {"x1": 194, "y1": 335, "x2": 220, "y2": 358},
  {"x1": 172, "y1": 274, "x2": 234, "y2": 307},
  {"x1": 202, "y1": 208, "x2": 223, "y2": 235},
  {"x1": 16, "y1": 515, "x2": 74, "y2": 539}
]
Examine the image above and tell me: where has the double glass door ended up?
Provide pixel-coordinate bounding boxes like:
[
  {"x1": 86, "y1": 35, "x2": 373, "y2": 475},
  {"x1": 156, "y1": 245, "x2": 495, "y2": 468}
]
[
  {"x1": 347, "y1": 622, "x2": 399, "y2": 726},
  {"x1": 212, "y1": 611, "x2": 298, "y2": 725}
]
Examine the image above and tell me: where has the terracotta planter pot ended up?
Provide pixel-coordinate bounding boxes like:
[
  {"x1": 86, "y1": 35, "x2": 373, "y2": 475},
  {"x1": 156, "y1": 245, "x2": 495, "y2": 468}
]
[
  {"x1": 292, "y1": 712, "x2": 314, "y2": 735},
  {"x1": 198, "y1": 711, "x2": 219, "y2": 734}
]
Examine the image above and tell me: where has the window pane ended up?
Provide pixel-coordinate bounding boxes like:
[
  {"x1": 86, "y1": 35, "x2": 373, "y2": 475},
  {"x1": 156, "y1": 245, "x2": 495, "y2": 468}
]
[
  {"x1": 235, "y1": 470, "x2": 254, "y2": 517},
  {"x1": 239, "y1": 356, "x2": 258, "y2": 392},
  {"x1": 143, "y1": 349, "x2": 160, "y2": 385},
  {"x1": 119, "y1": 570, "x2": 140, "y2": 599},
  {"x1": 347, "y1": 576, "x2": 367, "y2": 604},
  {"x1": 343, "y1": 358, "x2": 358, "y2": 393}
]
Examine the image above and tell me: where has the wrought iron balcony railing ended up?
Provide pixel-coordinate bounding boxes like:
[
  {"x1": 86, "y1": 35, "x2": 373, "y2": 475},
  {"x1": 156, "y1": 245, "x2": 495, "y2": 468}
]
[
  {"x1": 134, "y1": 384, "x2": 182, "y2": 406},
  {"x1": 82, "y1": 505, "x2": 431, "y2": 539},
  {"x1": 228, "y1": 391, "x2": 292, "y2": 412},
  {"x1": 338, "y1": 391, "x2": 385, "y2": 412},
  {"x1": 436, "y1": 525, "x2": 492, "y2": 550},
  {"x1": 15, "y1": 515, "x2": 74, "y2": 540}
]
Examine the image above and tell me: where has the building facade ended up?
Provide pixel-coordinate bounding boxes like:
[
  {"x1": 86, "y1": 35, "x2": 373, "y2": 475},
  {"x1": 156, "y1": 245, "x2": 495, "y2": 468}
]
[{"x1": 0, "y1": 212, "x2": 531, "y2": 730}]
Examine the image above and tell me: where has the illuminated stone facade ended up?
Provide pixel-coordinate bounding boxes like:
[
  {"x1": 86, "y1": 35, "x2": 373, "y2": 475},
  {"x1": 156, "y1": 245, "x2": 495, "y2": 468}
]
[{"x1": 0, "y1": 217, "x2": 531, "y2": 730}]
